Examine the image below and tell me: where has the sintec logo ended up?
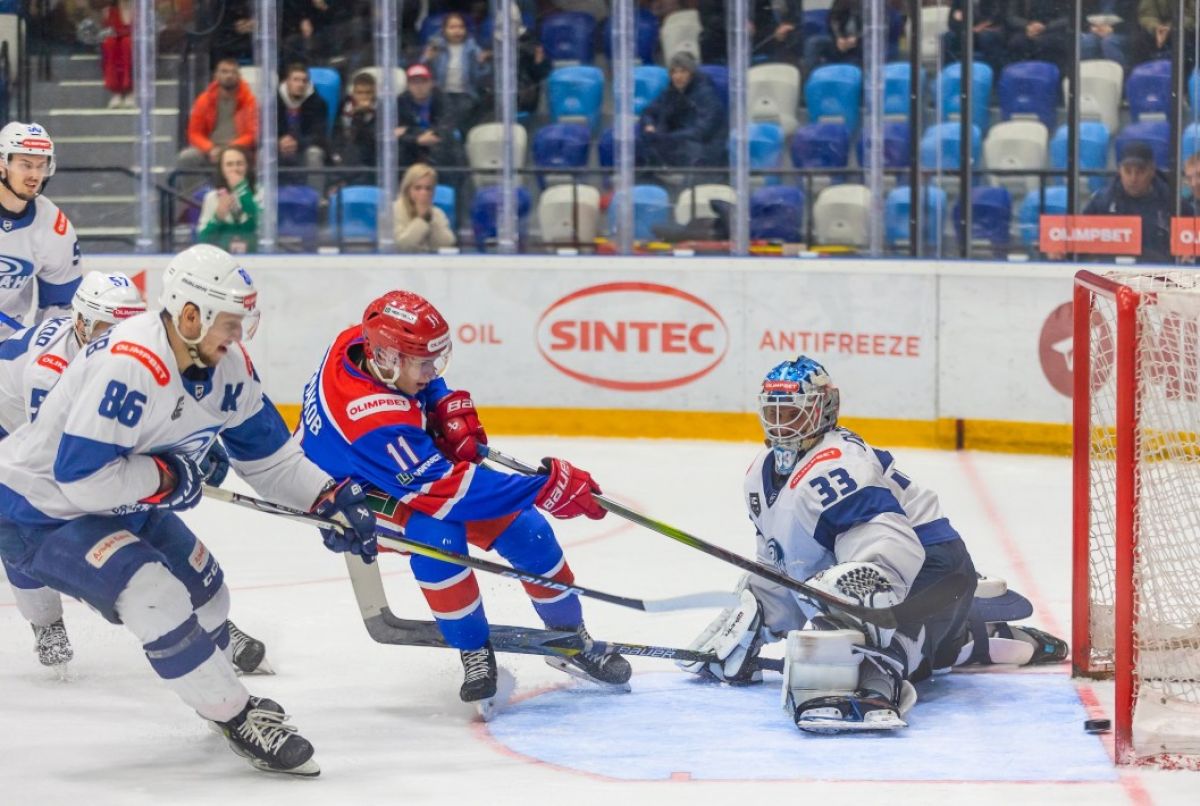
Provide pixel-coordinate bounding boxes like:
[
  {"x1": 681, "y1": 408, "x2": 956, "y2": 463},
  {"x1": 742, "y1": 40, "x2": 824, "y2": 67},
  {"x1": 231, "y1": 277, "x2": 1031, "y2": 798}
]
[{"x1": 536, "y1": 282, "x2": 729, "y2": 391}]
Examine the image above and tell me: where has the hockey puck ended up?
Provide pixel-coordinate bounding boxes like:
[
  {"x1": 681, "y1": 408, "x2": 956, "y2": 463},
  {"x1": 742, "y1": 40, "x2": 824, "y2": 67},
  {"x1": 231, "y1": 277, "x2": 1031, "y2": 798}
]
[{"x1": 1084, "y1": 718, "x2": 1111, "y2": 734}]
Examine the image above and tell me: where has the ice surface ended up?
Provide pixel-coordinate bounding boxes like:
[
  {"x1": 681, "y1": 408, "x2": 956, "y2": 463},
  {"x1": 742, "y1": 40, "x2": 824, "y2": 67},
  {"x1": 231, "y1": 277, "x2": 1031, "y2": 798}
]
[{"x1": 0, "y1": 438, "x2": 1191, "y2": 804}]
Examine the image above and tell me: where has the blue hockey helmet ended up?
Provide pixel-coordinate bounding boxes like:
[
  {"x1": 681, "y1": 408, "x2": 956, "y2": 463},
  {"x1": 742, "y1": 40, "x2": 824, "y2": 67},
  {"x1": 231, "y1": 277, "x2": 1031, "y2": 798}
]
[{"x1": 758, "y1": 356, "x2": 840, "y2": 472}]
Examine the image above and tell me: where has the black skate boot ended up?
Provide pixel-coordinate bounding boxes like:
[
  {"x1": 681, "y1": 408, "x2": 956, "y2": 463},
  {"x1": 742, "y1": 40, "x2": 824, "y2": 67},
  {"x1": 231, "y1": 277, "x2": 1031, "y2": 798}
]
[
  {"x1": 789, "y1": 690, "x2": 908, "y2": 734},
  {"x1": 997, "y1": 623, "x2": 1070, "y2": 665},
  {"x1": 459, "y1": 642, "x2": 498, "y2": 702},
  {"x1": 544, "y1": 624, "x2": 632, "y2": 689},
  {"x1": 217, "y1": 697, "x2": 319, "y2": 776},
  {"x1": 227, "y1": 619, "x2": 273, "y2": 675},
  {"x1": 32, "y1": 618, "x2": 73, "y2": 669}
]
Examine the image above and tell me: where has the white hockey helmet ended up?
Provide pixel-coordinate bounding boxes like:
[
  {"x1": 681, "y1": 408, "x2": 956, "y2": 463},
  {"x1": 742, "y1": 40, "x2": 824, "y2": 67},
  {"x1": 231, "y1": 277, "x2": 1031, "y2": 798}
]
[
  {"x1": 160, "y1": 244, "x2": 260, "y2": 345},
  {"x1": 72, "y1": 271, "x2": 147, "y2": 342},
  {"x1": 0, "y1": 121, "x2": 56, "y2": 176}
]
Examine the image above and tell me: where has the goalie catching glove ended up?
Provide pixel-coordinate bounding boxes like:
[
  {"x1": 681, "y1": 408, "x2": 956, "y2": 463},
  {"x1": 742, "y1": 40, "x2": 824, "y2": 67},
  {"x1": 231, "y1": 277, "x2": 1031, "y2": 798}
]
[{"x1": 678, "y1": 579, "x2": 772, "y2": 684}]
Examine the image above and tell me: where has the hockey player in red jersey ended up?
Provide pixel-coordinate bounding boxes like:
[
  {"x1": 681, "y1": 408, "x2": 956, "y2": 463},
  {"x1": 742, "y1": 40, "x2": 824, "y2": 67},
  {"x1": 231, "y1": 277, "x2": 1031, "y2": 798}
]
[{"x1": 299, "y1": 290, "x2": 632, "y2": 707}]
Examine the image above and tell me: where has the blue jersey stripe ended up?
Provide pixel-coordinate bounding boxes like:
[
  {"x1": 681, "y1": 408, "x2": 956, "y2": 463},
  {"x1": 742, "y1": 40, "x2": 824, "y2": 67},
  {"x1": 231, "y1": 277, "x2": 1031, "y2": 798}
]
[
  {"x1": 36, "y1": 276, "x2": 82, "y2": 308},
  {"x1": 914, "y1": 517, "x2": 961, "y2": 546},
  {"x1": 54, "y1": 434, "x2": 129, "y2": 484},
  {"x1": 812, "y1": 486, "x2": 907, "y2": 551},
  {"x1": 0, "y1": 482, "x2": 68, "y2": 527},
  {"x1": 221, "y1": 394, "x2": 292, "y2": 462},
  {"x1": 0, "y1": 325, "x2": 37, "y2": 361}
]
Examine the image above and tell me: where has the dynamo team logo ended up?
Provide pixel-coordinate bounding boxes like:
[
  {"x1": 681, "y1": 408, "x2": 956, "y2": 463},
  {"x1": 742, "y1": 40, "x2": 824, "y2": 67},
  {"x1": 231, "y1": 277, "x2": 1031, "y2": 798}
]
[
  {"x1": 0, "y1": 254, "x2": 34, "y2": 277},
  {"x1": 765, "y1": 538, "x2": 786, "y2": 572}
]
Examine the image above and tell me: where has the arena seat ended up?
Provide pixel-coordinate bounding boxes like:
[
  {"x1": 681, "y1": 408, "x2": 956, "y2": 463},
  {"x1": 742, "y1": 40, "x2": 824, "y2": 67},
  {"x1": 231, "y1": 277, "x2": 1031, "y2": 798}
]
[
  {"x1": 1115, "y1": 120, "x2": 1170, "y2": 169},
  {"x1": 805, "y1": 64, "x2": 862, "y2": 133},
  {"x1": 1126, "y1": 59, "x2": 1171, "y2": 121},
  {"x1": 329, "y1": 185, "x2": 381, "y2": 243},
  {"x1": 277, "y1": 185, "x2": 320, "y2": 251},
  {"x1": 1017, "y1": 186, "x2": 1068, "y2": 246},
  {"x1": 884, "y1": 62, "x2": 920, "y2": 120},
  {"x1": 307, "y1": 67, "x2": 341, "y2": 135},
  {"x1": 984, "y1": 119, "x2": 1049, "y2": 197},
  {"x1": 699, "y1": 65, "x2": 730, "y2": 109},
  {"x1": 1050, "y1": 121, "x2": 1109, "y2": 192},
  {"x1": 466, "y1": 123, "x2": 529, "y2": 184},
  {"x1": 999, "y1": 61, "x2": 1060, "y2": 130},
  {"x1": 660, "y1": 9, "x2": 701, "y2": 63},
  {"x1": 675, "y1": 184, "x2": 738, "y2": 225},
  {"x1": 885, "y1": 185, "x2": 948, "y2": 248},
  {"x1": 602, "y1": 8, "x2": 659, "y2": 65},
  {"x1": 802, "y1": 10, "x2": 829, "y2": 42},
  {"x1": 541, "y1": 12, "x2": 597, "y2": 66},
  {"x1": 470, "y1": 185, "x2": 532, "y2": 251},
  {"x1": 955, "y1": 186, "x2": 1012, "y2": 250},
  {"x1": 548, "y1": 66, "x2": 605, "y2": 130},
  {"x1": 352, "y1": 66, "x2": 407, "y2": 97},
  {"x1": 749, "y1": 185, "x2": 804, "y2": 242},
  {"x1": 1185, "y1": 122, "x2": 1200, "y2": 160},
  {"x1": 813, "y1": 184, "x2": 871, "y2": 248},
  {"x1": 633, "y1": 65, "x2": 669, "y2": 115},
  {"x1": 1073, "y1": 59, "x2": 1123, "y2": 134},
  {"x1": 607, "y1": 184, "x2": 671, "y2": 240},
  {"x1": 750, "y1": 63, "x2": 802, "y2": 136},
  {"x1": 856, "y1": 121, "x2": 912, "y2": 169},
  {"x1": 920, "y1": 122, "x2": 982, "y2": 171},
  {"x1": 745, "y1": 122, "x2": 785, "y2": 183},
  {"x1": 434, "y1": 184, "x2": 456, "y2": 226},
  {"x1": 537, "y1": 184, "x2": 601, "y2": 244},
  {"x1": 532, "y1": 123, "x2": 591, "y2": 187},
  {"x1": 938, "y1": 61, "x2": 993, "y2": 133},
  {"x1": 793, "y1": 122, "x2": 851, "y2": 193},
  {"x1": 920, "y1": 7, "x2": 951, "y2": 62},
  {"x1": 238, "y1": 65, "x2": 261, "y2": 100}
]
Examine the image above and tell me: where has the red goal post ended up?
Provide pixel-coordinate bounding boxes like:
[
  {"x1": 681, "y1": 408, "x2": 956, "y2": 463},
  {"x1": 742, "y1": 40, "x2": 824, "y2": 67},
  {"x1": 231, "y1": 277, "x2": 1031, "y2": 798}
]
[{"x1": 1072, "y1": 270, "x2": 1200, "y2": 768}]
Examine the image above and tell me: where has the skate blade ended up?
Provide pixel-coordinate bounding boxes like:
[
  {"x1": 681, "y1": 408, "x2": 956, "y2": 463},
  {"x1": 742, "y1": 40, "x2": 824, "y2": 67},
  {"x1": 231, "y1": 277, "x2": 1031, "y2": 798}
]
[
  {"x1": 795, "y1": 715, "x2": 907, "y2": 734},
  {"x1": 236, "y1": 657, "x2": 276, "y2": 676},
  {"x1": 247, "y1": 756, "x2": 321, "y2": 777},
  {"x1": 544, "y1": 656, "x2": 632, "y2": 692},
  {"x1": 468, "y1": 667, "x2": 514, "y2": 722}
]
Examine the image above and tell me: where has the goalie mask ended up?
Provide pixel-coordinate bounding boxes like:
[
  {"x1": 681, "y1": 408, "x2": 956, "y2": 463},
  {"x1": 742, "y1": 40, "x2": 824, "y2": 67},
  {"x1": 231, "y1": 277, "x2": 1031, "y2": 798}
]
[
  {"x1": 361, "y1": 290, "x2": 452, "y2": 388},
  {"x1": 758, "y1": 356, "x2": 840, "y2": 473}
]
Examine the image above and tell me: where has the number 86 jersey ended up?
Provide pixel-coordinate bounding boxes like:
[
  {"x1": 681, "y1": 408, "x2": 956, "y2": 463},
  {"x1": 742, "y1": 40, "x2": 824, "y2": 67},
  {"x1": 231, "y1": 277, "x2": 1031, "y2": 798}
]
[{"x1": 743, "y1": 427, "x2": 956, "y2": 632}]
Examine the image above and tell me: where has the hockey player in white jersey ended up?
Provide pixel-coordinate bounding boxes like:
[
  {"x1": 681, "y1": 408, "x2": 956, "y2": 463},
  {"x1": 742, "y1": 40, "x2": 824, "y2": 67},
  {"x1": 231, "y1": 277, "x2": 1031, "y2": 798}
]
[
  {"x1": 0, "y1": 122, "x2": 81, "y2": 337},
  {"x1": 679, "y1": 357, "x2": 1067, "y2": 733},
  {"x1": 0, "y1": 245, "x2": 377, "y2": 776}
]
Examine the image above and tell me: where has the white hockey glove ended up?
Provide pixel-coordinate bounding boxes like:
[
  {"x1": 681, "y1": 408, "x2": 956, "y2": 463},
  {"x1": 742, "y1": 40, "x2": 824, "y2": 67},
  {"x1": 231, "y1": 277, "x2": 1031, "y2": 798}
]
[
  {"x1": 677, "y1": 587, "x2": 770, "y2": 685},
  {"x1": 805, "y1": 561, "x2": 904, "y2": 649}
]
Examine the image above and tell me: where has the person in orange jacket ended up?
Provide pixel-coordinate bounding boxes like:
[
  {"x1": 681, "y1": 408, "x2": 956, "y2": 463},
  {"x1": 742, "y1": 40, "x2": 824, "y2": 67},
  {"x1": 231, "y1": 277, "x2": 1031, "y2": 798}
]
[{"x1": 175, "y1": 57, "x2": 259, "y2": 197}]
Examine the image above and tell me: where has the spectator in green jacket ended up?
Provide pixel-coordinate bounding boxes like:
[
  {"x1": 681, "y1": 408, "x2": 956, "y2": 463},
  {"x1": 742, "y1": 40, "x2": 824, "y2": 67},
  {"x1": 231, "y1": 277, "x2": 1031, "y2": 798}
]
[{"x1": 197, "y1": 145, "x2": 261, "y2": 254}]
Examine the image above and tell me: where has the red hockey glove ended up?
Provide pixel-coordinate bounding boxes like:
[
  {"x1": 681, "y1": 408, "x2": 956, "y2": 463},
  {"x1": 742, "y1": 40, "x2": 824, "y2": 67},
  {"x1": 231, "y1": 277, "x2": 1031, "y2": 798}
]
[
  {"x1": 534, "y1": 458, "x2": 606, "y2": 520},
  {"x1": 429, "y1": 390, "x2": 488, "y2": 464}
]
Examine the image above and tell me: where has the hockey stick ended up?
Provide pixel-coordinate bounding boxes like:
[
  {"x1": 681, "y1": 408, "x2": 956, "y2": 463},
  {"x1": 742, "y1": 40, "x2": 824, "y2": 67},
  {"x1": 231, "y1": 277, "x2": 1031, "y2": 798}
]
[
  {"x1": 483, "y1": 447, "x2": 970, "y2": 630},
  {"x1": 201, "y1": 486, "x2": 736, "y2": 613},
  {"x1": 341, "y1": 553, "x2": 785, "y2": 673}
]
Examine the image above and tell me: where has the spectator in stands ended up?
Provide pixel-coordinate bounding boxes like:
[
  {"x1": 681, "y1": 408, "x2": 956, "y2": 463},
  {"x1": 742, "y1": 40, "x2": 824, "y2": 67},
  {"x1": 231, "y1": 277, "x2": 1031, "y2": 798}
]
[
  {"x1": 636, "y1": 52, "x2": 728, "y2": 170},
  {"x1": 100, "y1": 1, "x2": 133, "y2": 109},
  {"x1": 197, "y1": 145, "x2": 261, "y2": 254},
  {"x1": 516, "y1": 20, "x2": 552, "y2": 119},
  {"x1": 1008, "y1": 0, "x2": 1070, "y2": 70},
  {"x1": 393, "y1": 163, "x2": 457, "y2": 253},
  {"x1": 396, "y1": 64, "x2": 468, "y2": 183},
  {"x1": 804, "y1": 0, "x2": 865, "y2": 72},
  {"x1": 1080, "y1": 0, "x2": 1137, "y2": 67},
  {"x1": 422, "y1": 12, "x2": 492, "y2": 136},
  {"x1": 699, "y1": 0, "x2": 803, "y2": 65},
  {"x1": 177, "y1": 58, "x2": 259, "y2": 196},
  {"x1": 943, "y1": 0, "x2": 1011, "y2": 70},
  {"x1": 209, "y1": 0, "x2": 255, "y2": 64},
  {"x1": 330, "y1": 71, "x2": 379, "y2": 187},
  {"x1": 281, "y1": 0, "x2": 367, "y2": 71},
  {"x1": 277, "y1": 63, "x2": 330, "y2": 193},
  {"x1": 1083, "y1": 141, "x2": 1171, "y2": 263},
  {"x1": 1133, "y1": 0, "x2": 1196, "y2": 68},
  {"x1": 1183, "y1": 151, "x2": 1200, "y2": 213}
]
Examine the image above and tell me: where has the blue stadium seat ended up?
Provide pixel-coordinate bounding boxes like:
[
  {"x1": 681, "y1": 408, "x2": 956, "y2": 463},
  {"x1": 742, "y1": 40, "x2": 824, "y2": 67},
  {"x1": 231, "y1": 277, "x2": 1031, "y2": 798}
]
[
  {"x1": 802, "y1": 9, "x2": 829, "y2": 39},
  {"x1": 856, "y1": 121, "x2": 911, "y2": 168},
  {"x1": 184, "y1": 184, "x2": 212, "y2": 233},
  {"x1": 434, "y1": 184, "x2": 456, "y2": 225},
  {"x1": 699, "y1": 65, "x2": 729, "y2": 109},
  {"x1": 1126, "y1": 59, "x2": 1171, "y2": 121},
  {"x1": 884, "y1": 62, "x2": 921, "y2": 120},
  {"x1": 998, "y1": 61, "x2": 1059, "y2": 130},
  {"x1": 920, "y1": 122, "x2": 982, "y2": 170},
  {"x1": 599, "y1": 127, "x2": 615, "y2": 168},
  {"x1": 792, "y1": 122, "x2": 851, "y2": 173},
  {"x1": 329, "y1": 185, "x2": 382, "y2": 242},
  {"x1": 634, "y1": 65, "x2": 669, "y2": 115},
  {"x1": 477, "y1": 9, "x2": 534, "y2": 46},
  {"x1": 1017, "y1": 186, "x2": 1068, "y2": 246},
  {"x1": 1050, "y1": 122, "x2": 1109, "y2": 192},
  {"x1": 938, "y1": 62, "x2": 993, "y2": 133},
  {"x1": 885, "y1": 186, "x2": 947, "y2": 247},
  {"x1": 308, "y1": 67, "x2": 341, "y2": 135},
  {"x1": 532, "y1": 123, "x2": 592, "y2": 187},
  {"x1": 954, "y1": 186, "x2": 1012, "y2": 249},
  {"x1": 1116, "y1": 120, "x2": 1171, "y2": 169},
  {"x1": 607, "y1": 184, "x2": 671, "y2": 240},
  {"x1": 745, "y1": 122, "x2": 785, "y2": 182},
  {"x1": 277, "y1": 185, "x2": 320, "y2": 251},
  {"x1": 805, "y1": 65, "x2": 863, "y2": 132},
  {"x1": 602, "y1": 9, "x2": 660, "y2": 65},
  {"x1": 471, "y1": 186, "x2": 532, "y2": 251},
  {"x1": 1186, "y1": 122, "x2": 1200, "y2": 159},
  {"x1": 541, "y1": 12, "x2": 596, "y2": 66},
  {"x1": 548, "y1": 66, "x2": 605, "y2": 131},
  {"x1": 750, "y1": 186, "x2": 804, "y2": 241}
]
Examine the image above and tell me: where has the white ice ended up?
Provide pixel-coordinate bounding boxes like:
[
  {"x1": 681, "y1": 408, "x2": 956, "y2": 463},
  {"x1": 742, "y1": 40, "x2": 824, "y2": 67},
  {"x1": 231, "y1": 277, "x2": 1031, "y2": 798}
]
[{"x1": 0, "y1": 437, "x2": 1192, "y2": 804}]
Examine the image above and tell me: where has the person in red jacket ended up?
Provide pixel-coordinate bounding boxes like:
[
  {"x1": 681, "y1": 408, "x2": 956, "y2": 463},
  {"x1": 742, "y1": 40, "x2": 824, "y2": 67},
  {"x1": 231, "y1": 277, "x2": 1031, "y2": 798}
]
[
  {"x1": 101, "y1": 1, "x2": 133, "y2": 108},
  {"x1": 175, "y1": 57, "x2": 259, "y2": 196}
]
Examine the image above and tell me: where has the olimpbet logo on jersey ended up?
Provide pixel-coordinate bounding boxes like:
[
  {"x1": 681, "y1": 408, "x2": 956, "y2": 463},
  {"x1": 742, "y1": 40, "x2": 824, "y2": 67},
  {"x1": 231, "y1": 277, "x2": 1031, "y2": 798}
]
[{"x1": 535, "y1": 282, "x2": 729, "y2": 391}]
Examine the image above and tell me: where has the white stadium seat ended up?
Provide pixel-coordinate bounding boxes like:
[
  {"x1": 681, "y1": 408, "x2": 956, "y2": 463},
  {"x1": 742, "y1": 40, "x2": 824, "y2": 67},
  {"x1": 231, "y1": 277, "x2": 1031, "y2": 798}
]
[
  {"x1": 919, "y1": 7, "x2": 951, "y2": 63},
  {"x1": 675, "y1": 184, "x2": 737, "y2": 225},
  {"x1": 984, "y1": 119, "x2": 1049, "y2": 198},
  {"x1": 237, "y1": 65, "x2": 261, "y2": 100},
  {"x1": 538, "y1": 184, "x2": 601, "y2": 244},
  {"x1": 467, "y1": 123, "x2": 528, "y2": 184},
  {"x1": 1070, "y1": 59, "x2": 1124, "y2": 135},
  {"x1": 660, "y1": 9, "x2": 701, "y2": 63},
  {"x1": 353, "y1": 66, "x2": 408, "y2": 97},
  {"x1": 748, "y1": 64, "x2": 801, "y2": 137},
  {"x1": 813, "y1": 184, "x2": 871, "y2": 248}
]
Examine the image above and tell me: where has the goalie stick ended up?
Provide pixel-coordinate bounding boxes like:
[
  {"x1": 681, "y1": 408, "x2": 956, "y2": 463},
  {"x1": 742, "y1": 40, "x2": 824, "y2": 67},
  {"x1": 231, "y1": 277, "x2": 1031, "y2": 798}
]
[
  {"x1": 341, "y1": 553, "x2": 785, "y2": 673},
  {"x1": 482, "y1": 447, "x2": 970, "y2": 630},
  {"x1": 202, "y1": 486, "x2": 736, "y2": 613}
]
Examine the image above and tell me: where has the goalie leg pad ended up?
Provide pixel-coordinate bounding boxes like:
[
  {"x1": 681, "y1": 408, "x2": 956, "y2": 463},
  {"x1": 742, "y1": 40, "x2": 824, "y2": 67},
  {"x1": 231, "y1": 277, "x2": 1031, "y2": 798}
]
[
  {"x1": 804, "y1": 562, "x2": 905, "y2": 649},
  {"x1": 678, "y1": 577, "x2": 766, "y2": 684},
  {"x1": 779, "y1": 628, "x2": 863, "y2": 712}
]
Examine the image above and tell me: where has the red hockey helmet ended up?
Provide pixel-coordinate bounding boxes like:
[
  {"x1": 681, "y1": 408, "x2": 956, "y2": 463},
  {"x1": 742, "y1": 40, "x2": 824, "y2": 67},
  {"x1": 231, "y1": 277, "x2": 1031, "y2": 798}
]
[{"x1": 361, "y1": 290, "x2": 452, "y2": 385}]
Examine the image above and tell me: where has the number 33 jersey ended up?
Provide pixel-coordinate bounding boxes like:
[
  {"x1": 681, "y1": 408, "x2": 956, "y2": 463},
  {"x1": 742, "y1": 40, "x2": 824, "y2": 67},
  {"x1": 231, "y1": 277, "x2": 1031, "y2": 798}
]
[
  {"x1": 0, "y1": 311, "x2": 329, "y2": 526},
  {"x1": 743, "y1": 427, "x2": 959, "y2": 634}
]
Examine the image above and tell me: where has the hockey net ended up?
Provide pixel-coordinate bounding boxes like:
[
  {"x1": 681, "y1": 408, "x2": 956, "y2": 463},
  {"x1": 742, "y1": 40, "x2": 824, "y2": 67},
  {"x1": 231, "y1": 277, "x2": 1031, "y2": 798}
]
[{"x1": 1073, "y1": 270, "x2": 1200, "y2": 767}]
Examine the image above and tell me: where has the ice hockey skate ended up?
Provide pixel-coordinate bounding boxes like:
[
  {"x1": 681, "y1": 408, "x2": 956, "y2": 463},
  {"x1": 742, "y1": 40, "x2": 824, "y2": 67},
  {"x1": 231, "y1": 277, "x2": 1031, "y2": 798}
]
[
  {"x1": 216, "y1": 696, "x2": 319, "y2": 776},
  {"x1": 227, "y1": 619, "x2": 274, "y2": 675},
  {"x1": 789, "y1": 691, "x2": 908, "y2": 734},
  {"x1": 460, "y1": 642, "x2": 502, "y2": 720},
  {"x1": 32, "y1": 618, "x2": 73, "y2": 676},
  {"x1": 544, "y1": 624, "x2": 632, "y2": 691}
]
